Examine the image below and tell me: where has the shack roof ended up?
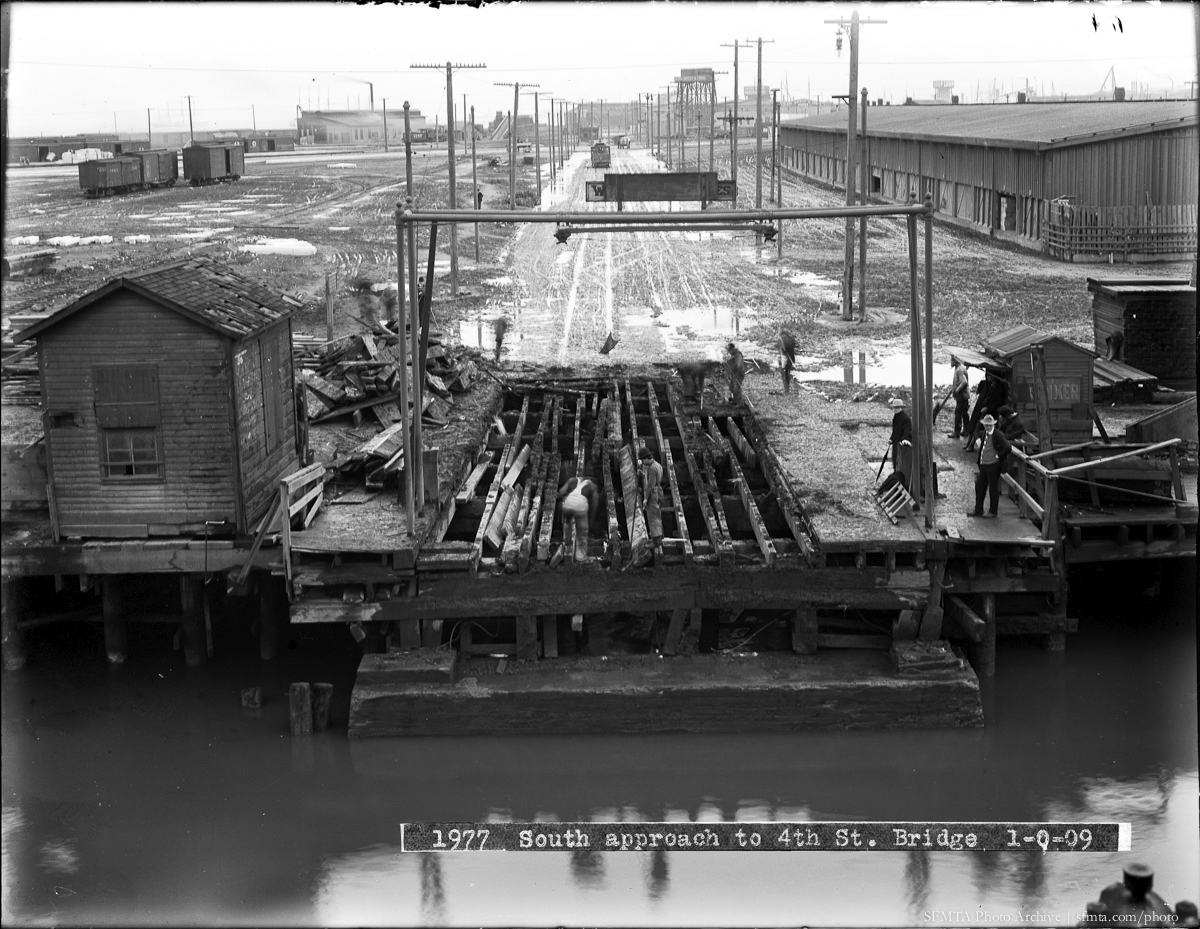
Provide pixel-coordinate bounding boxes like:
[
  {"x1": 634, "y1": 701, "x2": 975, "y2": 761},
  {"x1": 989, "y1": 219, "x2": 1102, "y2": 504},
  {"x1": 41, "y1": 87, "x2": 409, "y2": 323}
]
[
  {"x1": 982, "y1": 324, "x2": 1098, "y2": 359},
  {"x1": 781, "y1": 101, "x2": 1197, "y2": 150},
  {"x1": 1086, "y1": 277, "x2": 1196, "y2": 298},
  {"x1": 15, "y1": 257, "x2": 291, "y2": 343}
]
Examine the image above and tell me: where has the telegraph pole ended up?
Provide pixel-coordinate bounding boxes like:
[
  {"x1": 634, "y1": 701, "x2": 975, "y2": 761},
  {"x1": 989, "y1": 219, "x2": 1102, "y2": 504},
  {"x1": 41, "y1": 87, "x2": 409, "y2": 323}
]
[
  {"x1": 470, "y1": 105, "x2": 479, "y2": 261},
  {"x1": 721, "y1": 41, "x2": 752, "y2": 194},
  {"x1": 859, "y1": 86, "x2": 869, "y2": 319},
  {"x1": 382, "y1": 98, "x2": 389, "y2": 153},
  {"x1": 524, "y1": 89, "x2": 549, "y2": 205},
  {"x1": 769, "y1": 88, "x2": 778, "y2": 202},
  {"x1": 147, "y1": 108, "x2": 152, "y2": 147},
  {"x1": 187, "y1": 95, "x2": 194, "y2": 143},
  {"x1": 825, "y1": 11, "x2": 886, "y2": 319},
  {"x1": 403, "y1": 102, "x2": 414, "y2": 197},
  {"x1": 748, "y1": 37, "x2": 775, "y2": 231},
  {"x1": 495, "y1": 80, "x2": 537, "y2": 210},
  {"x1": 413, "y1": 61, "x2": 486, "y2": 297}
]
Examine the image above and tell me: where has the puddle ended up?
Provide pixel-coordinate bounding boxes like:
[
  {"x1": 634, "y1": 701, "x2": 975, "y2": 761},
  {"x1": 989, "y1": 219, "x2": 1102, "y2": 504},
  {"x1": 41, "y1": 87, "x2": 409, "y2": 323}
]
[
  {"x1": 458, "y1": 312, "x2": 508, "y2": 354},
  {"x1": 795, "y1": 351, "x2": 965, "y2": 388},
  {"x1": 328, "y1": 163, "x2": 358, "y2": 169},
  {"x1": 329, "y1": 226, "x2": 351, "y2": 232},
  {"x1": 238, "y1": 237, "x2": 316, "y2": 256},
  {"x1": 788, "y1": 271, "x2": 841, "y2": 288},
  {"x1": 483, "y1": 276, "x2": 513, "y2": 286},
  {"x1": 656, "y1": 306, "x2": 753, "y2": 337}
]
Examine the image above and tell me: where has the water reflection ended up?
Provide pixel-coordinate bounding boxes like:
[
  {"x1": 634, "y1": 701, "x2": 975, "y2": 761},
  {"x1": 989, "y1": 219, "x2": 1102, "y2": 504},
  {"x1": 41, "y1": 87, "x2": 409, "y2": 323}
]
[
  {"x1": 646, "y1": 849, "x2": 669, "y2": 900},
  {"x1": 795, "y1": 351, "x2": 957, "y2": 388},
  {"x1": 419, "y1": 852, "x2": 446, "y2": 926},
  {"x1": 905, "y1": 849, "x2": 931, "y2": 916}
]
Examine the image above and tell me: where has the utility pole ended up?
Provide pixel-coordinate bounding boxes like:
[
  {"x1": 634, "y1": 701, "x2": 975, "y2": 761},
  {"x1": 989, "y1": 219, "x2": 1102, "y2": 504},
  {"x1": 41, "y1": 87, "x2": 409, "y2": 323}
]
[
  {"x1": 747, "y1": 36, "x2": 775, "y2": 234},
  {"x1": 382, "y1": 98, "x2": 389, "y2": 153},
  {"x1": 494, "y1": 80, "x2": 537, "y2": 210},
  {"x1": 769, "y1": 88, "x2": 778, "y2": 202},
  {"x1": 665, "y1": 85, "x2": 672, "y2": 167},
  {"x1": 524, "y1": 89, "x2": 548, "y2": 205},
  {"x1": 413, "y1": 62, "x2": 486, "y2": 297},
  {"x1": 859, "y1": 86, "x2": 869, "y2": 319},
  {"x1": 403, "y1": 102, "x2": 414, "y2": 197},
  {"x1": 187, "y1": 95, "x2": 194, "y2": 143},
  {"x1": 146, "y1": 108, "x2": 152, "y2": 147},
  {"x1": 471, "y1": 105, "x2": 479, "y2": 262},
  {"x1": 825, "y1": 11, "x2": 886, "y2": 319},
  {"x1": 721, "y1": 41, "x2": 752, "y2": 195}
]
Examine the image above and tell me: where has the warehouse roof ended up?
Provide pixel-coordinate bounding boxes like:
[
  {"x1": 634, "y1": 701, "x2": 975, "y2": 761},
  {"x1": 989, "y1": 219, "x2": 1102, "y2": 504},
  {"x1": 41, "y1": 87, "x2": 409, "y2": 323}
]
[
  {"x1": 16, "y1": 257, "x2": 290, "y2": 342},
  {"x1": 781, "y1": 100, "x2": 1197, "y2": 150}
]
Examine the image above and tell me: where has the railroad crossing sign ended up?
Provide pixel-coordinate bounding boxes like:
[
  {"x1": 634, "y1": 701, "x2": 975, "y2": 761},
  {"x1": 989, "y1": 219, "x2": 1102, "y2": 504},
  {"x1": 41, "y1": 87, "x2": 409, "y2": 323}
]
[{"x1": 585, "y1": 172, "x2": 736, "y2": 209}]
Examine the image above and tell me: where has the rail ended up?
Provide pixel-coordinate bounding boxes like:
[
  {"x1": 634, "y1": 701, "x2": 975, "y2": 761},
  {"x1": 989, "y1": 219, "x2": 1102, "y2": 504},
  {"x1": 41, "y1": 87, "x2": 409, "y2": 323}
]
[{"x1": 1006, "y1": 439, "x2": 1186, "y2": 541}]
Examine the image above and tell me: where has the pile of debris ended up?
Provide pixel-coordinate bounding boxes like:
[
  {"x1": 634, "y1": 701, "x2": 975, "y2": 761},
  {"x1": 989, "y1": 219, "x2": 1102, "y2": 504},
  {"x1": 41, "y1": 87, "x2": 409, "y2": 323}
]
[
  {"x1": 1, "y1": 319, "x2": 41, "y2": 405},
  {"x1": 295, "y1": 317, "x2": 483, "y2": 489}
]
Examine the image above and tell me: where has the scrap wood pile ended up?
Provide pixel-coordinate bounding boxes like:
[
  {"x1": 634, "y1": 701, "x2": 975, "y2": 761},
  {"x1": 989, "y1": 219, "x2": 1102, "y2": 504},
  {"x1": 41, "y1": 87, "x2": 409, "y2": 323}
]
[
  {"x1": 294, "y1": 317, "x2": 483, "y2": 490},
  {"x1": 1, "y1": 321, "x2": 40, "y2": 405}
]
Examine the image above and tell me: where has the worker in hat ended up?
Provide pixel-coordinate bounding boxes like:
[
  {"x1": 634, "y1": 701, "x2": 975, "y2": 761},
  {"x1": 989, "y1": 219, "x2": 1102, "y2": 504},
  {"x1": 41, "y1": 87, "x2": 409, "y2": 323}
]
[
  {"x1": 998, "y1": 405, "x2": 1028, "y2": 448},
  {"x1": 888, "y1": 398, "x2": 913, "y2": 491},
  {"x1": 969, "y1": 413, "x2": 1013, "y2": 518},
  {"x1": 637, "y1": 446, "x2": 665, "y2": 548}
]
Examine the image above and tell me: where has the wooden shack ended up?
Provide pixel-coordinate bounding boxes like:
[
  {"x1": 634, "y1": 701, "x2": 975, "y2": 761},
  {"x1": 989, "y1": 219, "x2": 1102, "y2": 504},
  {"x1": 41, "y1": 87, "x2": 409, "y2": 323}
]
[
  {"x1": 15, "y1": 257, "x2": 298, "y2": 540},
  {"x1": 981, "y1": 324, "x2": 1097, "y2": 447},
  {"x1": 1086, "y1": 277, "x2": 1197, "y2": 390}
]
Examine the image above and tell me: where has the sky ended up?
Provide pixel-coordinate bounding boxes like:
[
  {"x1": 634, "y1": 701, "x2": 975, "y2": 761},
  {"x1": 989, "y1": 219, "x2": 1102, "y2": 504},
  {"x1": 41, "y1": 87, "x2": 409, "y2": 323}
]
[{"x1": 5, "y1": 1, "x2": 1198, "y2": 137}]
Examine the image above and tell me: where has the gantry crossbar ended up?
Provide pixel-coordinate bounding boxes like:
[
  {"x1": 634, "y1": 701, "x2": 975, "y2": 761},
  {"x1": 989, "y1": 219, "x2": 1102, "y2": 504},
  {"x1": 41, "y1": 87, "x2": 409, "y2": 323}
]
[{"x1": 394, "y1": 202, "x2": 932, "y2": 225}]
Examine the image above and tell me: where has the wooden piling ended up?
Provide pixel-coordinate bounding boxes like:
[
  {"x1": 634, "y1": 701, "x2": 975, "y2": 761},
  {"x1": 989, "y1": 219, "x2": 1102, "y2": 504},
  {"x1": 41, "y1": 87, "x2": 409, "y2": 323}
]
[
  {"x1": 1, "y1": 577, "x2": 28, "y2": 671},
  {"x1": 180, "y1": 574, "x2": 206, "y2": 667},
  {"x1": 976, "y1": 594, "x2": 997, "y2": 677},
  {"x1": 791, "y1": 607, "x2": 818, "y2": 654},
  {"x1": 101, "y1": 575, "x2": 127, "y2": 664},
  {"x1": 541, "y1": 615, "x2": 558, "y2": 658},
  {"x1": 310, "y1": 682, "x2": 334, "y2": 732},
  {"x1": 258, "y1": 575, "x2": 285, "y2": 661},
  {"x1": 516, "y1": 614, "x2": 539, "y2": 660},
  {"x1": 289, "y1": 682, "x2": 313, "y2": 735}
]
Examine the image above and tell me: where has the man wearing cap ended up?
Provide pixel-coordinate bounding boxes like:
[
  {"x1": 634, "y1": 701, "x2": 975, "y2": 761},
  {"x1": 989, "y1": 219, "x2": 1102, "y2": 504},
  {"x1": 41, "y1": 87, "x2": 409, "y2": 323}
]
[
  {"x1": 637, "y1": 447, "x2": 665, "y2": 548},
  {"x1": 969, "y1": 413, "x2": 1013, "y2": 518},
  {"x1": 889, "y1": 397, "x2": 913, "y2": 490}
]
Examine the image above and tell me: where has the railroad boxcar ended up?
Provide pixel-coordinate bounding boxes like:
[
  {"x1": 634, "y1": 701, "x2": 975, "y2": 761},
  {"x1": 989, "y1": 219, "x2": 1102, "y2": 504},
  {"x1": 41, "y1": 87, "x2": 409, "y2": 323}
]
[
  {"x1": 182, "y1": 141, "x2": 244, "y2": 186},
  {"x1": 135, "y1": 149, "x2": 179, "y2": 188},
  {"x1": 78, "y1": 156, "x2": 142, "y2": 198}
]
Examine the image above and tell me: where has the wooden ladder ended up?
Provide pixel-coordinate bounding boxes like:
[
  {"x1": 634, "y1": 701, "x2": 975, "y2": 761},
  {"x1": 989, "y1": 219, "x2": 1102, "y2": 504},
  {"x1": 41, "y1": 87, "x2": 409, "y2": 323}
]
[{"x1": 876, "y1": 482, "x2": 916, "y2": 525}]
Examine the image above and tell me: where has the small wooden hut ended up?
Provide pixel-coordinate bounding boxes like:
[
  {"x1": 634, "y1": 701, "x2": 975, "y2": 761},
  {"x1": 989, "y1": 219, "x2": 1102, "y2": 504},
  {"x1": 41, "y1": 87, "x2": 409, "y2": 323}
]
[
  {"x1": 1086, "y1": 277, "x2": 1197, "y2": 390},
  {"x1": 980, "y1": 324, "x2": 1097, "y2": 447},
  {"x1": 15, "y1": 257, "x2": 297, "y2": 539}
]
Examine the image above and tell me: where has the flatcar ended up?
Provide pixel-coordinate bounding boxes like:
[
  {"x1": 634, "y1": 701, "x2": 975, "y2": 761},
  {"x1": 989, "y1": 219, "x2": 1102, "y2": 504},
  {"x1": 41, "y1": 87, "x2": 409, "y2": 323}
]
[
  {"x1": 590, "y1": 141, "x2": 611, "y2": 169},
  {"x1": 182, "y1": 141, "x2": 244, "y2": 186},
  {"x1": 77, "y1": 149, "x2": 179, "y2": 198}
]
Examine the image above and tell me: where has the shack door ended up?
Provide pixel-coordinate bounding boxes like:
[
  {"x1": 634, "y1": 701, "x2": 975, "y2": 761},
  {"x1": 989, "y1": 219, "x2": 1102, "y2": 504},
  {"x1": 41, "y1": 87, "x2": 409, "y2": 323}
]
[{"x1": 224, "y1": 150, "x2": 232, "y2": 175}]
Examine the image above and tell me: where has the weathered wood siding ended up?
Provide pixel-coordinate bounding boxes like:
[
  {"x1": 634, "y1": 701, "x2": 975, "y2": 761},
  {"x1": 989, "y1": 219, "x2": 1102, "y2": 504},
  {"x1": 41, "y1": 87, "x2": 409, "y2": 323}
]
[
  {"x1": 38, "y1": 292, "x2": 237, "y2": 537},
  {"x1": 1009, "y1": 341, "x2": 1094, "y2": 446},
  {"x1": 234, "y1": 320, "x2": 298, "y2": 527}
]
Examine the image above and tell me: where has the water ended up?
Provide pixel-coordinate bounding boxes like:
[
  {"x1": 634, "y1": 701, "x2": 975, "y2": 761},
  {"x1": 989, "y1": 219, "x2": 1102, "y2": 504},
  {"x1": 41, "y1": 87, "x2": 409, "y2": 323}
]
[
  {"x1": 2, "y1": 563, "x2": 1195, "y2": 926},
  {"x1": 795, "y1": 351, "x2": 986, "y2": 390}
]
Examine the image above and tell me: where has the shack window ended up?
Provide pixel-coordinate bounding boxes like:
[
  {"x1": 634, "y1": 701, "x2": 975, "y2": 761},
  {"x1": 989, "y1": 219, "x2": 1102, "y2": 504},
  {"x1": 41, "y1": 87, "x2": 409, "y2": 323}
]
[{"x1": 94, "y1": 364, "x2": 163, "y2": 478}]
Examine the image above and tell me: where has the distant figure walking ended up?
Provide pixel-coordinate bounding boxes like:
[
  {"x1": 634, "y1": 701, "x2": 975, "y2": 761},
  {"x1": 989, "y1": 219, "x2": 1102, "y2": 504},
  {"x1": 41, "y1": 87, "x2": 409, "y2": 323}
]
[
  {"x1": 476, "y1": 190, "x2": 484, "y2": 209},
  {"x1": 778, "y1": 330, "x2": 797, "y2": 393},
  {"x1": 558, "y1": 475, "x2": 600, "y2": 561}
]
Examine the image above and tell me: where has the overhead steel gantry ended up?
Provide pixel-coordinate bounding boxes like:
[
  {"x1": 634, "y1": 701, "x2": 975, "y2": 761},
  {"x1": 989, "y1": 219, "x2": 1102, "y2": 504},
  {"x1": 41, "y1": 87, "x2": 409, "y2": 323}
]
[{"x1": 392, "y1": 196, "x2": 940, "y2": 535}]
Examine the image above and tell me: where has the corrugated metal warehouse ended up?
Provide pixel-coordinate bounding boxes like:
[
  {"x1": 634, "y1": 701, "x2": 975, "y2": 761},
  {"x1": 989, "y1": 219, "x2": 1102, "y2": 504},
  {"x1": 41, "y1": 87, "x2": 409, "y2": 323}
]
[
  {"x1": 779, "y1": 101, "x2": 1197, "y2": 262},
  {"x1": 297, "y1": 109, "x2": 427, "y2": 145}
]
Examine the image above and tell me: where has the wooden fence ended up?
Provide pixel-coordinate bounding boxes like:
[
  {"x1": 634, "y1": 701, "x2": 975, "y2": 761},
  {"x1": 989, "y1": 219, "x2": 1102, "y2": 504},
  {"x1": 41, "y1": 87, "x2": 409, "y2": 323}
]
[{"x1": 1045, "y1": 202, "x2": 1197, "y2": 261}]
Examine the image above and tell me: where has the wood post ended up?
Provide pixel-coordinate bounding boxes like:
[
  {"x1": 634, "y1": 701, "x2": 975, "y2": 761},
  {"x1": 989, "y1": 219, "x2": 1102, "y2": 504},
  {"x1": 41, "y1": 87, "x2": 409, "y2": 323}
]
[
  {"x1": 180, "y1": 574, "x2": 206, "y2": 667},
  {"x1": 311, "y1": 682, "x2": 334, "y2": 732},
  {"x1": 918, "y1": 559, "x2": 946, "y2": 641},
  {"x1": 541, "y1": 615, "x2": 558, "y2": 658},
  {"x1": 102, "y1": 575, "x2": 127, "y2": 664},
  {"x1": 791, "y1": 607, "x2": 818, "y2": 654},
  {"x1": 258, "y1": 575, "x2": 285, "y2": 661},
  {"x1": 975, "y1": 594, "x2": 997, "y2": 678},
  {"x1": 289, "y1": 682, "x2": 313, "y2": 735},
  {"x1": 1, "y1": 577, "x2": 27, "y2": 671},
  {"x1": 662, "y1": 608, "x2": 688, "y2": 655},
  {"x1": 516, "y1": 614, "x2": 538, "y2": 660}
]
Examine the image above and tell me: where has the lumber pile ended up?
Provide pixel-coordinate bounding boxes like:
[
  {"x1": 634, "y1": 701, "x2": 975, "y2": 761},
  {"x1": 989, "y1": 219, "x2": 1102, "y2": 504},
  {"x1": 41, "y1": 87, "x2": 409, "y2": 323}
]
[
  {"x1": 1, "y1": 321, "x2": 41, "y2": 405},
  {"x1": 293, "y1": 319, "x2": 483, "y2": 490}
]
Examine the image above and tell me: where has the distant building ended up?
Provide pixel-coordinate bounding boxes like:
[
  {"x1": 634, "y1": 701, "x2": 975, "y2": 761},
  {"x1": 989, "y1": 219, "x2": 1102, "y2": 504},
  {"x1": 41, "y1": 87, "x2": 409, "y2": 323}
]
[
  {"x1": 297, "y1": 109, "x2": 427, "y2": 145},
  {"x1": 779, "y1": 100, "x2": 1197, "y2": 261},
  {"x1": 7, "y1": 135, "x2": 149, "y2": 164}
]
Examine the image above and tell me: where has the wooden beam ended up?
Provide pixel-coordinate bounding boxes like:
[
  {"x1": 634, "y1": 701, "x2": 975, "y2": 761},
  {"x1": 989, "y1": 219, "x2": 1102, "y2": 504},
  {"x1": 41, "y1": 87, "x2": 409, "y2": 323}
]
[
  {"x1": 662, "y1": 608, "x2": 688, "y2": 655},
  {"x1": 735, "y1": 414, "x2": 813, "y2": 560},
  {"x1": 707, "y1": 419, "x2": 776, "y2": 565},
  {"x1": 646, "y1": 385, "x2": 693, "y2": 566},
  {"x1": 598, "y1": 400, "x2": 623, "y2": 568},
  {"x1": 944, "y1": 594, "x2": 985, "y2": 642},
  {"x1": 473, "y1": 395, "x2": 527, "y2": 554},
  {"x1": 536, "y1": 396, "x2": 564, "y2": 561},
  {"x1": 572, "y1": 392, "x2": 585, "y2": 476},
  {"x1": 1001, "y1": 473, "x2": 1044, "y2": 522},
  {"x1": 1050, "y1": 439, "x2": 1182, "y2": 476},
  {"x1": 516, "y1": 614, "x2": 539, "y2": 660},
  {"x1": 666, "y1": 381, "x2": 732, "y2": 561},
  {"x1": 723, "y1": 417, "x2": 756, "y2": 468}
]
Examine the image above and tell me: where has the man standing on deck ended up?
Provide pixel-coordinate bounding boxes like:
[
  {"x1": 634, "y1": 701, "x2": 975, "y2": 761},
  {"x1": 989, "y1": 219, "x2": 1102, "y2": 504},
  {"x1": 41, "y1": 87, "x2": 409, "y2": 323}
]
[
  {"x1": 558, "y1": 474, "x2": 600, "y2": 562},
  {"x1": 949, "y1": 356, "x2": 970, "y2": 439},
  {"x1": 638, "y1": 446, "x2": 665, "y2": 549},
  {"x1": 968, "y1": 414, "x2": 1012, "y2": 518}
]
